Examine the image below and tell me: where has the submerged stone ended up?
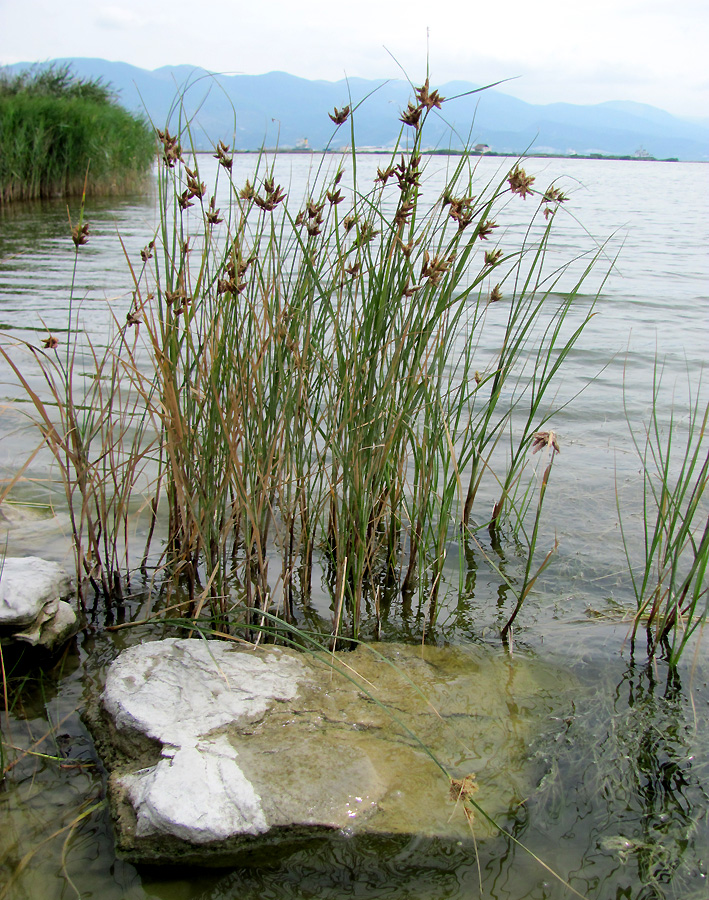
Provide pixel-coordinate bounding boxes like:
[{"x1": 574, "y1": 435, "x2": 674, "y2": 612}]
[{"x1": 88, "y1": 638, "x2": 572, "y2": 866}]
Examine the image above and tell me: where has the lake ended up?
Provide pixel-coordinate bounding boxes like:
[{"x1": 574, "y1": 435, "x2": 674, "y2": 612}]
[{"x1": 0, "y1": 153, "x2": 708, "y2": 899}]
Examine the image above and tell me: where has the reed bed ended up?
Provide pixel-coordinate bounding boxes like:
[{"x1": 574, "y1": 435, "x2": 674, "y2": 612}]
[
  {"x1": 3, "y1": 79, "x2": 607, "y2": 643},
  {"x1": 0, "y1": 64, "x2": 154, "y2": 204}
]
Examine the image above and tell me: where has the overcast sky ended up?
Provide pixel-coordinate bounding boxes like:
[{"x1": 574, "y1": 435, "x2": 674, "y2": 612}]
[{"x1": 1, "y1": 0, "x2": 707, "y2": 119}]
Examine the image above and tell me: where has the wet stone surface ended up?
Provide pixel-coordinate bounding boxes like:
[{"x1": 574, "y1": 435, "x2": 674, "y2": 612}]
[{"x1": 87, "y1": 638, "x2": 573, "y2": 866}]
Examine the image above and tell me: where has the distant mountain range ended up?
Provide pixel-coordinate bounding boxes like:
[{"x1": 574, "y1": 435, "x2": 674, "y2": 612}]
[{"x1": 4, "y1": 58, "x2": 709, "y2": 161}]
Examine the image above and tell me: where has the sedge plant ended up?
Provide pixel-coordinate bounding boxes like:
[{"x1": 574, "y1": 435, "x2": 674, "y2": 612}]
[
  {"x1": 4, "y1": 76, "x2": 606, "y2": 642},
  {"x1": 620, "y1": 364, "x2": 708, "y2": 665}
]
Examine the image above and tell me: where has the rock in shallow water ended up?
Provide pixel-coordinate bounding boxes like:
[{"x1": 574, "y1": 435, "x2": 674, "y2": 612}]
[
  {"x1": 88, "y1": 638, "x2": 572, "y2": 866},
  {"x1": 0, "y1": 556, "x2": 76, "y2": 649}
]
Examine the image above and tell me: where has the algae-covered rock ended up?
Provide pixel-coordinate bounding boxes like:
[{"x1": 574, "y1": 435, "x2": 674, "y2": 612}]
[{"x1": 88, "y1": 638, "x2": 573, "y2": 866}]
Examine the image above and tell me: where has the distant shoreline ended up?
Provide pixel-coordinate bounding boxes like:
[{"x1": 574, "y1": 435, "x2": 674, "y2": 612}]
[{"x1": 194, "y1": 148, "x2": 685, "y2": 162}]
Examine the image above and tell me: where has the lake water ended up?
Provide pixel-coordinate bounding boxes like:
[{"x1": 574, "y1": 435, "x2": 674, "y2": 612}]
[{"x1": 1, "y1": 155, "x2": 708, "y2": 899}]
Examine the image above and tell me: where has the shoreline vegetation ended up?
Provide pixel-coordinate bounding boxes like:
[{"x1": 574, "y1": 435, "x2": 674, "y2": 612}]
[
  {"x1": 1, "y1": 73, "x2": 706, "y2": 665},
  {"x1": 0, "y1": 64, "x2": 154, "y2": 205}
]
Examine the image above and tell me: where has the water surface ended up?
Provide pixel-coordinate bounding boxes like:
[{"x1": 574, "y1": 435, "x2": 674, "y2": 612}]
[{"x1": 1, "y1": 155, "x2": 708, "y2": 899}]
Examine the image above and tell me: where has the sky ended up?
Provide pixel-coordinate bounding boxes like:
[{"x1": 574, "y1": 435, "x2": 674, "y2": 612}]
[{"x1": 1, "y1": 0, "x2": 707, "y2": 119}]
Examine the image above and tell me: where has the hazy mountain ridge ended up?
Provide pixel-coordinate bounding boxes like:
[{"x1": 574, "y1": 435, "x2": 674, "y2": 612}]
[{"x1": 4, "y1": 58, "x2": 708, "y2": 160}]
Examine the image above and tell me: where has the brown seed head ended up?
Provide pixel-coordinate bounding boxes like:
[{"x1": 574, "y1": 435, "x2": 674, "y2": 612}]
[
  {"x1": 375, "y1": 165, "x2": 396, "y2": 185},
  {"x1": 477, "y1": 220, "x2": 498, "y2": 241},
  {"x1": 356, "y1": 222, "x2": 379, "y2": 245},
  {"x1": 254, "y1": 185, "x2": 287, "y2": 211},
  {"x1": 394, "y1": 201, "x2": 414, "y2": 230},
  {"x1": 484, "y1": 249, "x2": 503, "y2": 267},
  {"x1": 217, "y1": 278, "x2": 236, "y2": 295},
  {"x1": 71, "y1": 222, "x2": 89, "y2": 247},
  {"x1": 397, "y1": 237, "x2": 415, "y2": 258},
  {"x1": 402, "y1": 279, "x2": 423, "y2": 298},
  {"x1": 421, "y1": 250, "x2": 455, "y2": 286},
  {"x1": 306, "y1": 199, "x2": 325, "y2": 218},
  {"x1": 449, "y1": 774, "x2": 478, "y2": 803},
  {"x1": 178, "y1": 190, "x2": 194, "y2": 211},
  {"x1": 508, "y1": 165, "x2": 536, "y2": 199},
  {"x1": 206, "y1": 196, "x2": 223, "y2": 226},
  {"x1": 395, "y1": 157, "x2": 421, "y2": 192},
  {"x1": 329, "y1": 105, "x2": 350, "y2": 125},
  {"x1": 214, "y1": 141, "x2": 233, "y2": 170},
  {"x1": 158, "y1": 128, "x2": 182, "y2": 167},
  {"x1": 186, "y1": 173, "x2": 206, "y2": 199},
  {"x1": 543, "y1": 185, "x2": 568, "y2": 204},
  {"x1": 447, "y1": 196, "x2": 475, "y2": 231},
  {"x1": 240, "y1": 179, "x2": 256, "y2": 201},
  {"x1": 531, "y1": 431, "x2": 560, "y2": 454},
  {"x1": 306, "y1": 219, "x2": 323, "y2": 237},
  {"x1": 42, "y1": 335, "x2": 59, "y2": 350},
  {"x1": 400, "y1": 102, "x2": 423, "y2": 128},
  {"x1": 415, "y1": 79, "x2": 444, "y2": 111}
]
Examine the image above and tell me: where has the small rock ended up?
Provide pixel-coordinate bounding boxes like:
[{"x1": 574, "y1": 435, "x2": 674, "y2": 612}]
[
  {"x1": 0, "y1": 556, "x2": 76, "y2": 650},
  {"x1": 17, "y1": 599, "x2": 78, "y2": 648}
]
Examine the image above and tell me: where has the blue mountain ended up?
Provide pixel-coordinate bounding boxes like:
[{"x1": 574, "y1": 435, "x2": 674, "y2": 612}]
[{"x1": 4, "y1": 58, "x2": 708, "y2": 160}]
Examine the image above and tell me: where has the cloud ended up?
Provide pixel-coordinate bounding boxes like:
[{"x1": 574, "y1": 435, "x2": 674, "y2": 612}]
[
  {"x1": 95, "y1": 6, "x2": 144, "y2": 30},
  {"x1": 1, "y1": 0, "x2": 706, "y2": 117}
]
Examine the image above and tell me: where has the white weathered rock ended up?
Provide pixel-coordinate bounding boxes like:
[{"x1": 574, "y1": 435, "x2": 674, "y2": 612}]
[
  {"x1": 103, "y1": 638, "x2": 305, "y2": 747},
  {"x1": 24, "y1": 598, "x2": 77, "y2": 648},
  {"x1": 122, "y1": 735, "x2": 268, "y2": 843},
  {"x1": 0, "y1": 556, "x2": 76, "y2": 649},
  {"x1": 102, "y1": 639, "x2": 305, "y2": 846},
  {"x1": 0, "y1": 557, "x2": 72, "y2": 627},
  {"x1": 90, "y1": 638, "x2": 575, "y2": 866}
]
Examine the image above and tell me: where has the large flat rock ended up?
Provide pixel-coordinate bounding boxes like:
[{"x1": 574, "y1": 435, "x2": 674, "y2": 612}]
[{"x1": 88, "y1": 638, "x2": 572, "y2": 866}]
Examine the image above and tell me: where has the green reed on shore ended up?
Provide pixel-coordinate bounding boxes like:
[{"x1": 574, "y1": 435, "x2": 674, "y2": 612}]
[{"x1": 0, "y1": 64, "x2": 154, "y2": 204}]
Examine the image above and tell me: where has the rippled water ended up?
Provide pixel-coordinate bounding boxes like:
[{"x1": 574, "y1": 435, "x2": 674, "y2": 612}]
[{"x1": 1, "y1": 156, "x2": 708, "y2": 899}]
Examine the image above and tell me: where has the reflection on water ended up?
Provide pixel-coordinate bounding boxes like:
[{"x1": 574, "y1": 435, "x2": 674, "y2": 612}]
[{"x1": 526, "y1": 646, "x2": 709, "y2": 900}]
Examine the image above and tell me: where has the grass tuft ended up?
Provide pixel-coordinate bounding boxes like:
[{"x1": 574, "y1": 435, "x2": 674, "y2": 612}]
[{"x1": 3, "y1": 75, "x2": 606, "y2": 644}]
